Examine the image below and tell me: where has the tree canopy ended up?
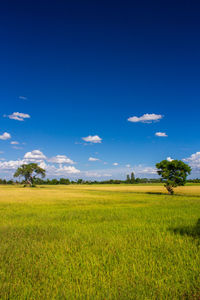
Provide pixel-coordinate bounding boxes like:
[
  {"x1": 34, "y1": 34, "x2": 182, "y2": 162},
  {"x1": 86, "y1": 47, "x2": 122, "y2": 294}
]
[
  {"x1": 156, "y1": 160, "x2": 191, "y2": 194},
  {"x1": 14, "y1": 163, "x2": 46, "y2": 186}
]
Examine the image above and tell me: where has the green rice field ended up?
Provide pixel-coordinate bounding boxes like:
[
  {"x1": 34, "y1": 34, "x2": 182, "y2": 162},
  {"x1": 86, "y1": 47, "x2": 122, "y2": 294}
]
[{"x1": 0, "y1": 184, "x2": 200, "y2": 299}]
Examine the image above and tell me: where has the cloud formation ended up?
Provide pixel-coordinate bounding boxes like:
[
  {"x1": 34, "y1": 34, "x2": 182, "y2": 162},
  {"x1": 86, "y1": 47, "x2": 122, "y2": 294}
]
[
  {"x1": 11, "y1": 141, "x2": 19, "y2": 145},
  {"x1": 24, "y1": 150, "x2": 46, "y2": 162},
  {"x1": 113, "y1": 162, "x2": 119, "y2": 166},
  {"x1": 48, "y1": 155, "x2": 75, "y2": 164},
  {"x1": 82, "y1": 135, "x2": 102, "y2": 143},
  {"x1": 155, "y1": 132, "x2": 168, "y2": 137},
  {"x1": 128, "y1": 113, "x2": 163, "y2": 123},
  {"x1": 0, "y1": 150, "x2": 80, "y2": 176},
  {"x1": 7, "y1": 112, "x2": 30, "y2": 121},
  {"x1": 0, "y1": 132, "x2": 11, "y2": 140},
  {"x1": 183, "y1": 152, "x2": 200, "y2": 169},
  {"x1": 88, "y1": 157, "x2": 100, "y2": 161}
]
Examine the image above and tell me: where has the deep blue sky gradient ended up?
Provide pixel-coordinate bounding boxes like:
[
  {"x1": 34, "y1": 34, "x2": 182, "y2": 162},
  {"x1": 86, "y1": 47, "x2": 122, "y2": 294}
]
[{"x1": 0, "y1": 0, "x2": 200, "y2": 178}]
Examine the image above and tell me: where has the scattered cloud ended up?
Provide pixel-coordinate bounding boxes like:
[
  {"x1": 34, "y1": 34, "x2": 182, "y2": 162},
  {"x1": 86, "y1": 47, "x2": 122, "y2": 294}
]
[
  {"x1": 155, "y1": 132, "x2": 168, "y2": 137},
  {"x1": 12, "y1": 146, "x2": 23, "y2": 150},
  {"x1": 135, "y1": 165, "x2": 157, "y2": 175},
  {"x1": 0, "y1": 150, "x2": 80, "y2": 176},
  {"x1": 0, "y1": 132, "x2": 11, "y2": 140},
  {"x1": 48, "y1": 155, "x2": 75, "y2": 164},
  {"x1": 84, "y1": 171, "x2": 111, "y2": 178},
  {"x1": 82, "y1": 135, "x2": 102, "y2": 143},
  {"x1": 0, "y1": 160, "x2": 24, "y2": 170},
  {"x1": 113, "y1": 162, "x2": 118, "y2": 166},
  {"x1": 183, "y1": 152, "x2": 200, "y2": 170},
  {"x1": 19, "y1": 96, "x2": 28, "y2": 100},
  {"x1": 128, "y1": 113, "x2": 163, "y2": 123},
  {"x1": 88, "y1": 157, "x2": 100, "y2": 161},
  {"x1": 126, "y1": 164, "x2": 131, "y2": 168},
  {"x1": 24, "y1": 150, "x2": 46, "y2": 162},
  {"x1": 167, "y1": 157, "x2": 173, "y2": 162},
  {"x1": 11, "y1": 141, "x2": 19, "y2": 145},
  {"x1": 56, "y1": 166, "x2": 80, "y2": 174},
  {"x1": 6, "y1": 112, "x2": 30, "y2": 121}
]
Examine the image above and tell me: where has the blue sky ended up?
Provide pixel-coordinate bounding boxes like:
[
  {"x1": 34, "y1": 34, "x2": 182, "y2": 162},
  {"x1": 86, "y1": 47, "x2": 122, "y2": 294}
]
[{"x1": 0, "y1": 0, "x2": 200, "y2": 179}]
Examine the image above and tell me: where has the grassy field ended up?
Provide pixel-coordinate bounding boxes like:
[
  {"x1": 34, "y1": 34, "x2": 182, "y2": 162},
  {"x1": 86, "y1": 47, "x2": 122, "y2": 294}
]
[{"x1": 0, "y1": 184, "x2": 200, "y2": 299}]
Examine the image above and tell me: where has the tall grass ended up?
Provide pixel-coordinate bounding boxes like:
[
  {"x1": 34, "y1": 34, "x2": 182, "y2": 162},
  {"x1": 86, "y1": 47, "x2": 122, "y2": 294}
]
[{"x1": 0, "y1": 185, "x2": 200, "y2": 299}]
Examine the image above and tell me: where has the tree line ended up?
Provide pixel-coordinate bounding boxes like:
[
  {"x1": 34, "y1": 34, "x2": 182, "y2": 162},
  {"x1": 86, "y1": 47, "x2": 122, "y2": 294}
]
[
  {"x1": 0, "y1": 159, "x2": 193, "y2": 194},
  {"x1": 0, "y1": 175, "x2": 165, "y2": 185}
]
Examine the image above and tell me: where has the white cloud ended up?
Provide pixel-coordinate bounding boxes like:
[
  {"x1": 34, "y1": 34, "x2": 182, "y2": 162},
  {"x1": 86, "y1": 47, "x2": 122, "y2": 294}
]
[
  {"x1": 0, "y1": 132, "x2": 11, "y2": 140},
  {"x1": 128, "y1": 113, "x2": 163, "y2": 123},
  {"x1": 126, "y1": 164, "x2": 131, "y2": 168},
  {"x1": 82, "y1": 135, "x2": 102, "y2": 143},
  {"x1": 183, "y1": 152, "x2": 200, "y2": 169},
  {"x1": 167, "y1": 157, "x2": 173, "y2": 162},
  {"x1": 155, "y1": 132, "x2": 168, "y2": 137},
  {"x1": 24, "y1": 150, "x2": 46, "y2": 162},
  {"x1": 134, "y1": 165, "x2": 157, "y2": 175},
  {"x1": 0, "y1": 160, "x2": 24, "y2": 170},
  {"x1": 0, "y1": 149, "x2": 81, "y2": 177},
  {"x1": 56, "y1": 165, "x2": 80, "y2": 174},
  {"x1": 11, "y1": 141, "x2": 19, "y2": 145},
  {"x1": 48, "y1": 155, "x2": 75, "y2": 164},
  {"x1": 84, "y1": 171, "x2": 111, "y2": 178},
  {"x1": 19, "y1": 96, "x2": 27, "y2": 100},
  {"x1": 113, "y1": 162, "x2": 118, "y2": 166},
  {"x1": 88, "y1": 157, "x2": 100, "y2": 161},
  {"x1": 7, "y1": 112, "x2": 30, "y2": 121}
]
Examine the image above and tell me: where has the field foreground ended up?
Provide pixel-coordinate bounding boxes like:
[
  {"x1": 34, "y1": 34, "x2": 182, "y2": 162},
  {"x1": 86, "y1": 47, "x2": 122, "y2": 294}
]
[{"x1": 0, "y1": 184, "x2": 200, "y2": 299}]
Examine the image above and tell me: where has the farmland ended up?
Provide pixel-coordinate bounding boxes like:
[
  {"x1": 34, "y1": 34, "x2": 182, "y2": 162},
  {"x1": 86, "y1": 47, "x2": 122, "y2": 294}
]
[{"x1": 0, "y1": 184, "x2": 200, "y2": 299}]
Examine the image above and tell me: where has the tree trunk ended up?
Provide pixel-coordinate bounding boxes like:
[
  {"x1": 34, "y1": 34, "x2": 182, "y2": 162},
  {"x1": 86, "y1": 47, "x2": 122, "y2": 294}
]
[{"x1": 165, "y1": 185, "x2": 174, "y2": 195}]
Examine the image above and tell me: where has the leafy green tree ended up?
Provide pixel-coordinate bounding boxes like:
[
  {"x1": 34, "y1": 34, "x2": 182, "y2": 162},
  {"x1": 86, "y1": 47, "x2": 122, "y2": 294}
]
[
  {"x1": 130, "y1": 172, "x2": 135, "y2": 184},
  {"x1": 51, "y1": 179, "x2": 59, "y2": 185},
  {"x1": 126, "y1": 174, "x2": 130, "y2": 183},
  {"x1": 156, "y1": 160, "x2": 191, "y2": 194},
  {"x1": 14, "y1": 163, "x2": 45, "y2": 186},
  {"x1": 60, "y1": 178, "x2": 70, "y2": 185}
]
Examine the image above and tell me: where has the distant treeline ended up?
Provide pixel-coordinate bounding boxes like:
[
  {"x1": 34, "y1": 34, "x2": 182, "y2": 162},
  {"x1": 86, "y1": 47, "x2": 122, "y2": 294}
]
[
  {"x1": 0, "y1": 178, "x2": 162, "y2": 185},
  {"x1": 1, "y1": 175, "x2": 200, "y2": 185}
]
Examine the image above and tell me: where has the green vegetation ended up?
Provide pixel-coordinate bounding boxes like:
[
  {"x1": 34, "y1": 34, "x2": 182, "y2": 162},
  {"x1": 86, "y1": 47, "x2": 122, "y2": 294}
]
[
  {"x1": 14, "y1": 163, "x2": 46, "y2": 186},
  {"x1": 156, "y1": 160, "x2": 191, "y2": 194},
  {"x1": 0, "y1": 184, "x2": 200, "y2": 299}
]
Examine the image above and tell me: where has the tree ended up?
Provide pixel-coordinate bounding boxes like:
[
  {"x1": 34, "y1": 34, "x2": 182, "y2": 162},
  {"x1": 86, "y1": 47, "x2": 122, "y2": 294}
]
[
  {"x1": 156, "y1": 160, "x2": 191, "y2": 194},
  {"x1": 60, "y1": 178, "x2": 70, "y2": 185},
  {"x1": 126, "y1": 174, "x2": 130, "y2": 183},
  {"x1": 14, "y1": 163, "x2": 45, "y2": 186},
  {"x1": 130, "y1": 172, "x2": 135, "y2": 184}
]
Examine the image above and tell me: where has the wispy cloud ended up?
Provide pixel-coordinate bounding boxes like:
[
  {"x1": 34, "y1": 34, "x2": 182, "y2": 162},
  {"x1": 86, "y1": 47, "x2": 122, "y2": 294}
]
[
  {"x1": 5, "y1": 112, "x2": 31, "y2": 121},
  {"x1": 88, "y1": 157, "x2": 100, "y2": 161},
  {"x1": 19, "y1": 96, "x2": 28, "y2": 100},
  {"x1": 128, "y1": 113, "x2": 163, "y2": 123},
  {"x1": 113, "y1": 162, "x2": 119, "y2": 166},
  {"x1": 155, "y1": 132, "x2": 168, "y2": 137},
  {"x1": 11, "y1": 141, "x2": 19, "y2": 145},
  {"x1": 82, "y1": 135, "x2": 102, "y2": 143},
  {"x1": 48, "y1": 155, "x2": 75, "y2": 164},
  {"x1": 0, "y1": 132, "x2": 11, "y2": 140}
]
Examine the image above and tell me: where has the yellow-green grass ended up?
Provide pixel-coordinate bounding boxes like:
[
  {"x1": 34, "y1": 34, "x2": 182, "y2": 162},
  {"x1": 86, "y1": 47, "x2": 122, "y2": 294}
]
[{"x1": 0, "y1": 184, "x2": 200, "y2": 299}]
